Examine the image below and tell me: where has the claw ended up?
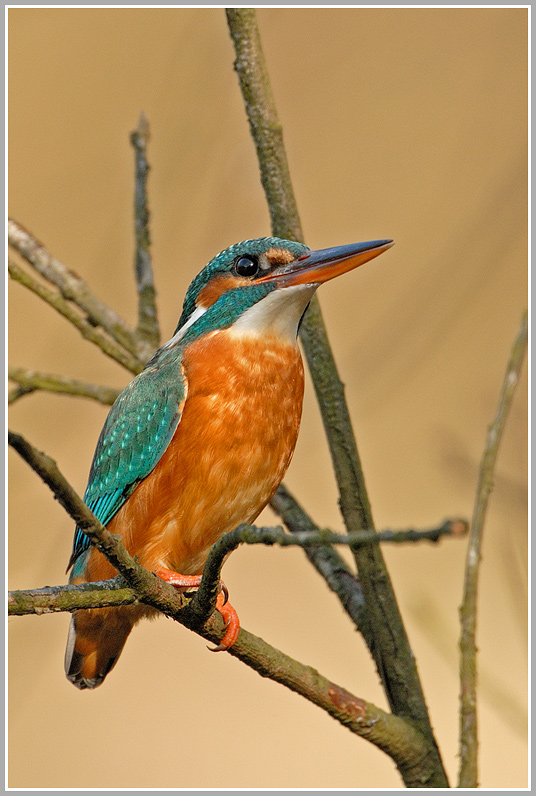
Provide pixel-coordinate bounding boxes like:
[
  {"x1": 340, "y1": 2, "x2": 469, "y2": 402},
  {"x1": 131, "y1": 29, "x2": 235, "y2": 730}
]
[
  {"x1": 207, "y1": 592, "x2": 240, "y2": 652},
  {"x1": 220, "y1": 582, "x2": 229, "y2": 606},
  {"x1": 208, "y1": 642, "x2": 229, "y2": 653}
]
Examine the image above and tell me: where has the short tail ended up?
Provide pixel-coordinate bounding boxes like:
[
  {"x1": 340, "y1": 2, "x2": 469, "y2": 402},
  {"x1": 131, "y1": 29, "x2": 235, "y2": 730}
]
[{"x1": 64, "y1": 608, "x2": 135, "y2": 690}]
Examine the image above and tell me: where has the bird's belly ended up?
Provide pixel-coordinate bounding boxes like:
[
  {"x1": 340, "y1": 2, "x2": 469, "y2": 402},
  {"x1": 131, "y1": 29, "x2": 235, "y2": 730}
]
[{"x1": 96, "y1": 331, "x2": 304, "y2": 578}]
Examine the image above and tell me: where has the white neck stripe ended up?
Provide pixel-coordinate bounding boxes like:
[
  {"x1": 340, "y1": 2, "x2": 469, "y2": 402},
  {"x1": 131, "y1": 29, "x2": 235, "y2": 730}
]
[{"x1": 163, "y1": 304, "x2": 207, "y2": 348}]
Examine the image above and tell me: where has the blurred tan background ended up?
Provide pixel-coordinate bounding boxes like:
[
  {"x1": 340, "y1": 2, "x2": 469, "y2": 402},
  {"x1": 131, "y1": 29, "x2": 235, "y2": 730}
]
[{"x1": 8, "y1": 7, "x2": 527, "y2": 789}]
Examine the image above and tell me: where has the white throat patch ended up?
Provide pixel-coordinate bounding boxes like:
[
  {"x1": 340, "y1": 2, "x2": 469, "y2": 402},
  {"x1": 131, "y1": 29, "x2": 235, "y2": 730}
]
[{"x1": 229, "y1": 284, "x2": 316, "y2": 343}]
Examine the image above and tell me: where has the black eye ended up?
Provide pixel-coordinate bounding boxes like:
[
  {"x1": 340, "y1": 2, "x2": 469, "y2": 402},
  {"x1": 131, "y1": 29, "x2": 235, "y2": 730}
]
[{"x1": 235, "y1": 255, "x2": 259, "y2": 277}]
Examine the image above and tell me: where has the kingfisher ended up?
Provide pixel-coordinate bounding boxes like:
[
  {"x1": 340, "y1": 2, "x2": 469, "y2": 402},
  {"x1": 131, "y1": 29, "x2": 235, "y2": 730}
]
[{"x1": 65, "y1": 235, "x2": 393, "y2": 689}]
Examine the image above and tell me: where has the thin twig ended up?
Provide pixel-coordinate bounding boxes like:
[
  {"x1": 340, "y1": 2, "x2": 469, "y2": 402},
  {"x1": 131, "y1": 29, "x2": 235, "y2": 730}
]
[
  {"x1": 226, "y1": 11, "x2": 447, "y2": 779},
  {"x1": 8, "y1": 366, "x2": 120, "y2": 406},
  {"x1": 192, "y1": 519, "x2": 467, "y2": 627},
  {"x1": 8, "y1": 218, "x2": 154, "y2": 362},
  {"x1": 9, "y1": 259, "x2": 144, "y2": 375},
  {"x1": 458, "y1": 310, "x2": 528, "y2": 788},
  {"x1": 8, "y1": 385, "x2": 36, "y2": 404},
  {"x1": 130, "y1": 113, "x2": 160, "y2": 348},
  {"x1": 8, "y1": 430, "x2": 440, "y2": 783}
]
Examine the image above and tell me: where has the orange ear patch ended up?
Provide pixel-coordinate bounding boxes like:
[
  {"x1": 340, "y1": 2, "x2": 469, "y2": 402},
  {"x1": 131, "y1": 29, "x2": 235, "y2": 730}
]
[
  {"x1": 196, "y1": 275, "x2": 250, "y2": 309},
  {"x1": 264, "y1": 247, "x2": 295, "y2": 265}
]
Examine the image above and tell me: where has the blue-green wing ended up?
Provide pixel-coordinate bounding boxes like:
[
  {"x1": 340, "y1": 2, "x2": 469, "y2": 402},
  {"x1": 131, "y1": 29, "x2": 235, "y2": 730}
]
[{"x1": 68, "y1": 358, "x2": 188, "y2": 571}]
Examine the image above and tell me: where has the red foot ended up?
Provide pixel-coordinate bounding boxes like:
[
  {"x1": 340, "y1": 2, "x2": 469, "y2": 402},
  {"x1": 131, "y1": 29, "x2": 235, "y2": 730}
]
[
  {"x1": 155, "y1": 566, "x2": 240, "y2": 652},
  {"x1": 154, "y1": 567, "x2": 203, "y2": 591}
]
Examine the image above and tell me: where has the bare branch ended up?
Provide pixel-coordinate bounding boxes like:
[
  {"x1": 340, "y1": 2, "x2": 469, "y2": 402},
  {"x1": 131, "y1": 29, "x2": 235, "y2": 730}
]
[
  {"x1": 130, "y1": 113, "x2": 160, "y2": 348},
  {"x1": 8, "y1": 429, "x2": 442, "y2": 784},
  {"x1": 226, "y1": 11, "x2": 447, "y2": 780},
  {"x1": 458, "y1": 310, "x2": 528, "y2": 788},
  {"x1": 7, "y1": 578, "x2": 436, "y2": 786},
  {"x1": 191, "y1": 518, "x2": 467, "y2": 628},
  {"x1": 9, "y1": 259, "x2": 144, "y2": 375},
  {"x1": 8, "y1": 218, "x2": 155, "y2": 362},
  {"x1": 227, "y1": 628, "x2": 444, "y2": 789},
  {"x1": 8, "y1": 577, "x2": 137, "y2": 615},
  {"x1": 226, "y1": 9, "x2": 302, "y2": 242},
  {"x1": 8, "y1": 366, "x2": 120, "y2": 406},
  {"x1": 8, "y1": 385, "x2": 36, "y2": 404}
]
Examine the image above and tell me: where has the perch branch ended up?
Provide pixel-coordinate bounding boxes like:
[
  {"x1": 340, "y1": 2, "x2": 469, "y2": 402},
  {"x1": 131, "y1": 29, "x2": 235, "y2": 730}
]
[
  {"x1": 8, "y1": 430, "x2": 442, "y2": 785},
  {"x1": 9, "y1": 259, "x2": 144, "y2": 375},
  {"x1": 458, "y1": 310, "x2": 528, "y2": 788},
  {"x1": 226, "y1": 10, "x2": 447, "y2": 779},
  {"x1": 8, "y1": 366, "x2": 120, "y2": 406},
  {"x1": 7, "y1": 582, "x2": 438, "y2": 788},
  {"x1": 130, "y1": 112, "x2": 160, "y2": 348},
  {"x1": 8, "y1": 218, "x2": 154, "y2": 362},
  {"x1": 9, "y1": 518, "x2": 466, "y2": 619}
]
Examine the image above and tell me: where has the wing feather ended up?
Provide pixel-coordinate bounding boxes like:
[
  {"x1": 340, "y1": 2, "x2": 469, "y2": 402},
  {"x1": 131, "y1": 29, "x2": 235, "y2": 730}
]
[{"x1": 68, "y1": 358, "x2": 188, "y2": 570}]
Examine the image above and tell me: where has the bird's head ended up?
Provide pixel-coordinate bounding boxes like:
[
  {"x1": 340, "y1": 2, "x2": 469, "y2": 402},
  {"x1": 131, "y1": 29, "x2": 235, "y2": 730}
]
[{"x1": 169, "y1": 236, "x2": 393, "y2": 348}]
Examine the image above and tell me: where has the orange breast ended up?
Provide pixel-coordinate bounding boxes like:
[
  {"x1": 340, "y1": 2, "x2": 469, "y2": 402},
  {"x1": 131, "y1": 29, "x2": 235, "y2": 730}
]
[{"x1": 84, "y1": 330, "x2": 304, "y2": 582}]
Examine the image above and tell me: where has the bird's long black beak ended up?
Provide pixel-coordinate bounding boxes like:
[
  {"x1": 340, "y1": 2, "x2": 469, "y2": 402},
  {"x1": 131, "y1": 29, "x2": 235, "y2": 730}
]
[{"x1": 258, "y1": 239, "x2": 394, "y2": 287}]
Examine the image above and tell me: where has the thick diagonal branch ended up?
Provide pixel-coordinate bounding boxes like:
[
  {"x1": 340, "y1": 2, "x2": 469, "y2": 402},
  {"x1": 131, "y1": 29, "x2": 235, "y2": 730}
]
[
  {"x1": 225, "y1": 11, "x2": 447, "y2": 779},
  {"x1": 8, "y1": 582, "x2": 436, "y2": 788},
  {"x1": 8, "y1": 430, "x2": 161, "y2": 593}
]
